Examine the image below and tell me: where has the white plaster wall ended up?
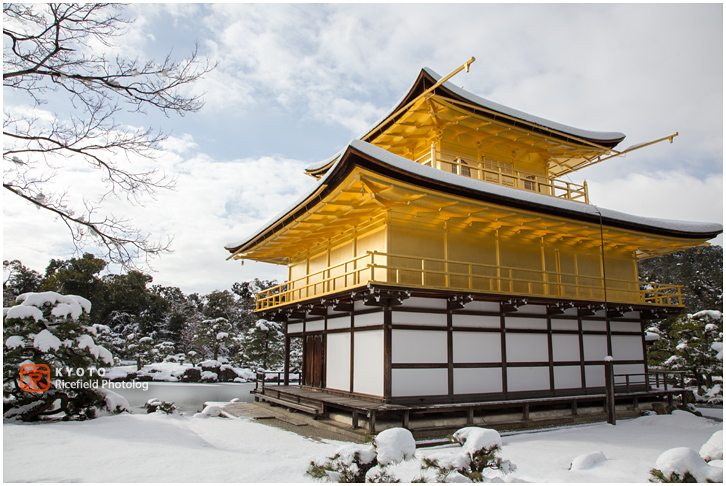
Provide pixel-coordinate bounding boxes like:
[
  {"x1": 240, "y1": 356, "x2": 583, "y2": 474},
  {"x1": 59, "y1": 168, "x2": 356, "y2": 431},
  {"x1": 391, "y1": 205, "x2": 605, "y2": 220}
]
[
  {"x1": 327, "y1": 316, "x2": 351, "y2": 330},
  {"x1": 610, "y1": 322, "x2": 639, "y2": 332},
  {"x1": 551, "y1": 319, "x2": 579, "y2": 331},
  {"x1": 452, "y1": 314, "x2": 500, "y2": 329},
  {"x1": 554, "y1": 366, "x2": 582, "y2": 389},
  {"x1": 552, "y1": 334, "x2": 581, "y2": 362},
  {"x1": 353, "y1": 330, "x2": 384, "y2": 397},
  {"x1": 611, "y1": 335, "x2": 644, "y2": 361},
  {"x1": 517, "y1": 304, "x2": 547, "y2": 315},
  {"x1": 392, "y1": 330, "x2": 447, "y2": 364},
  {"x1": 391, "y1": 311, "x2": 446, "y2": 327},
  {"x1": 506, "y1": 317, "x2": 548, "y2": 330},
  {"x1": 326, "y1": 332, "x2": 350, "y2": 392},
  {"x1": 583, "y1": 334, "x2": 608, "y2": 361},
  {"x1": 454, "y1": 368, "x2": 503, "y2": 394},
  {"x1": 463, "y1": 301, "x2": 501, "y2": 312},
  {"x1": 507, "y1": 366, "x2": 550, "y2": 392},
  {"x1": 392, "y1": 369, "x2": 448, "y2": 397},
  {"x1": 453, "y1": 332, "x2": 501, "y2": 363},
  {"x1": 506, "y1": 333, "x2": 548, "y2": 362},
  {"x1": 402, "y1": 297, "x2": 447, "y2": 310},
  {"x1": 355, "y1": 311, "x2": 384, "y2": 327},
  {"x1": 306, "y1": 320, "x2": 325, "y2": 332},
  {"x1": 585, "y1": 364, "x2": 606, "y2": 387},
  {"x1": 582, "y1": 320, "x2": 607, "y2": 332},
  {"x1": 287, "y1": 322, "x2": 303, "y2": 334}
]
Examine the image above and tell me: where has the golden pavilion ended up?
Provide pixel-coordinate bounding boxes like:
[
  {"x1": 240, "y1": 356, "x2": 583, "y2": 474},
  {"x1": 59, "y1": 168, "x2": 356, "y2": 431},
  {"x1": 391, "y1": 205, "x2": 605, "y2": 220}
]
[{"x1": 225, "y1": 59, "x2": 722, "y2": 433}]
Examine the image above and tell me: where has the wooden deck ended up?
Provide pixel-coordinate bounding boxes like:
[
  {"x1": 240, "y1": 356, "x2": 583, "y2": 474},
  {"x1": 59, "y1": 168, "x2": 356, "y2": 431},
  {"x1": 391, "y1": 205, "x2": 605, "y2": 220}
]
[{"x1": 254, "y1": 384, "x2": 688, "y2": 435}]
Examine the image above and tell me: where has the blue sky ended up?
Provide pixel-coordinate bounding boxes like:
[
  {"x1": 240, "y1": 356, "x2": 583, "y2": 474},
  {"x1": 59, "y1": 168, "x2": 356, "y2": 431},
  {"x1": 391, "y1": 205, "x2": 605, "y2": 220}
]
[{"x1": 3, "y1": 3, "x2": 723, "y2": 295}]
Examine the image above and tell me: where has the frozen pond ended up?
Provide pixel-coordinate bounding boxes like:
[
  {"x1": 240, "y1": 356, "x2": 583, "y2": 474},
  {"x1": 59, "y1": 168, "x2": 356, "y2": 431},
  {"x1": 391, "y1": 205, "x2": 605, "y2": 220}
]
[{"x1": 104, "y1": 382, "x2": 256, "y2": 413}]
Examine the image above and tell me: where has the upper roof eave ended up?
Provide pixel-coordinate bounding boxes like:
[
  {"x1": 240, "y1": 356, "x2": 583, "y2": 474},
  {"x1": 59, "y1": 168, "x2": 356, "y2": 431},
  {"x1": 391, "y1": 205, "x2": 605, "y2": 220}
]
[
  {"x1": 305, "y1": 67, "x2": 626, "y2": 176},
  {"x1": 227, "y1": 140, "x2": 722, "y2": 256}
]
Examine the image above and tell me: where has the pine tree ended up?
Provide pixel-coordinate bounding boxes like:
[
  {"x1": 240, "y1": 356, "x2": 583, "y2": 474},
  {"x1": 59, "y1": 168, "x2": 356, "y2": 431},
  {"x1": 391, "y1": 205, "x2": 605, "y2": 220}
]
[
  {"x1": 3, "y1": 291, "x2": 116, "y2": 421},
  {"x1": 193, "y1": 317, "x2": 234, "y2": 361},
  {"x1": 238, "y1": 319, "x2": 285, "y2": 370},
  {"x1": 660, "y1": 311, "x2": 723, "y2": 396}
]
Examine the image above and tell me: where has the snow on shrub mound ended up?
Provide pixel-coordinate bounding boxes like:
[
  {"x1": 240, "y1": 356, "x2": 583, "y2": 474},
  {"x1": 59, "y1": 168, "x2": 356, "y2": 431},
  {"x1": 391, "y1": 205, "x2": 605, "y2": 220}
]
[
  {"x1": 374, "y1": 427, "x2": 416, "y2": 465},
  {"x1": 650, "y1": 447, "x2": 723, "y2": 483},
  {"x1": 422, "y1": 427, "x2": 515, "y2": 483},
  {"x1": 3, "y1": 291, "x2": 118, "y2": 421},
  {"x1": 569, "y1": 451, "x2": 607, "y2": 470},
  {"x1": 306, "y1": 428, "x2": 414, "y2": 482},
  {"x1": 700, "y1": 430, "x2": 723, "y2": 462},
  {"x1": 193, "y1": 404, "x2": 223, "y2": 418},
  {"x1": 99, "y1": 388, "x2": 130, "y2": 414}
]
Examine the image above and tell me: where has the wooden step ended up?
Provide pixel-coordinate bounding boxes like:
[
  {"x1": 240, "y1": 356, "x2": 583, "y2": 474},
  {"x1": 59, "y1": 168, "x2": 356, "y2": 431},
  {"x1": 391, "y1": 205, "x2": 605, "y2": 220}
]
[{"x1": 255, "y1": 393, "x2": 323, "y2": 417}]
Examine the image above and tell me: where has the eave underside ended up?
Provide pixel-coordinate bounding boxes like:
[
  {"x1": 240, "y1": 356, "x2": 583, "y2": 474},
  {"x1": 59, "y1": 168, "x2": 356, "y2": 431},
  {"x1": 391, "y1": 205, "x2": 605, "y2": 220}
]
[{"x1": 233, "y1": 167, "x2": 711, "y2": 265}]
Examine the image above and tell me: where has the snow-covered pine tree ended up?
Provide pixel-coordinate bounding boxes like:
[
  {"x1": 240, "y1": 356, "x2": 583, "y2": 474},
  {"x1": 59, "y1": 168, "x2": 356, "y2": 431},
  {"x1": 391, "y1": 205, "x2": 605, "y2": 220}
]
[
  {"x1": 123, "y1": 332, "x2": 156, "y2": 371},
  {"x1": 193, "y1": 317, "x2": 234, "y2": 361},
  {"x1": 3, "y1": 291, "x2": 117, "y2": 421},
  {"x1": 238, "y1": 319, "x2": 285, "y2": 371},
  {"x1": 660, "y1": 311, "x2": 723, "y2": 400},
  {"x1": 639, "y1": 246, "x2": 723, "y2": 328}
]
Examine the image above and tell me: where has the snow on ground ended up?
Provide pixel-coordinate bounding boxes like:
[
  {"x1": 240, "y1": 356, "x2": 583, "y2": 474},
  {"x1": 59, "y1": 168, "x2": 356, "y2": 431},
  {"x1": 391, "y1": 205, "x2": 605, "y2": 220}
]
[
  {"x1": 4, "y1": 413, "x2": 345, "y2": 482},
  {"x1": 3, "y1": 409, "x2": 722, "y2": 482},
  {"x1": 495, "y1": 411, "x2": 721, "y2": 483}
]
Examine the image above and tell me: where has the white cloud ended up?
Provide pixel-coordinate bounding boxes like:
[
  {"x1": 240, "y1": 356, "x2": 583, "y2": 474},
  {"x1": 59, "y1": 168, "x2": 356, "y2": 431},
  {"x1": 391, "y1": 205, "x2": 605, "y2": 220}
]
[
  {"x1": 159, "y1": 134, "x2": 198, "y2": 154},
  {"x1": 588, "y1": 171, "x2": 723, "y2": 247}
]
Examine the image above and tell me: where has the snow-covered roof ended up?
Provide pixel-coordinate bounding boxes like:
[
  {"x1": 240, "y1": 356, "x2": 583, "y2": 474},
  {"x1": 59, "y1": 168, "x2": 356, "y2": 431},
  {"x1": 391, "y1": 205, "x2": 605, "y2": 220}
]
[
  {"x1": 227, "y1": 140, "x2": 722, "y2": 254},
  {"x1": 305, "y1": 67, "x2": 625, "y2": 175},
  {"x1": 419, "y1": 67, "x2": 625, "y2": 143}
]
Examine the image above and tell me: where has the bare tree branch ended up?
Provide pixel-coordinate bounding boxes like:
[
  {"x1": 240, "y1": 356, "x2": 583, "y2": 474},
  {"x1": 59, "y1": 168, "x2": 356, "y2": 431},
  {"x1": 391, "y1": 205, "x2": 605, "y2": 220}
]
[{"x1": 3, "y1": 3, "x2": 215, "y2": 269}]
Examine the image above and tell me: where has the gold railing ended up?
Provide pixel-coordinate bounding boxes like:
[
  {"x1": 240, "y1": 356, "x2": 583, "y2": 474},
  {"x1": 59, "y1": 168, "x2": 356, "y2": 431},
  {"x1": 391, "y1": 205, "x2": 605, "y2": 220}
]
[
  {"x1": 255, "y1": 252, "x2": 683, "y2": 311},
  {"x1": 415, "y1": 150, "x2": 589, "y2": 204}
]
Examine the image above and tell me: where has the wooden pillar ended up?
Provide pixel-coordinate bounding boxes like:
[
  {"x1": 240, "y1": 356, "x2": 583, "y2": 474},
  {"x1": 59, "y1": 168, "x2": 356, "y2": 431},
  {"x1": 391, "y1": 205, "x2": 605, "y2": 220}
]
[
  {"x1": 384, "y1": 306, "x2": 393, "y2": 401},
  {"x1": 284, "y1": 334, "x2": 290, "y2": 385},
  {"x1": 605, "y1": 359, "x2": 616, "y2": 425}
]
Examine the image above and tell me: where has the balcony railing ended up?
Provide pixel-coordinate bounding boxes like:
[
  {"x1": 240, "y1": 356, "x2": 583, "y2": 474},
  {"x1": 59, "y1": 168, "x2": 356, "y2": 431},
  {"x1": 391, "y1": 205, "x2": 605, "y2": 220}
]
[
  {"x1": 415, "y1": 150, "x2": 589, "y2": 204},
  {"x1": 255, "y1": 251, "x2": 682, "y2": 311}
]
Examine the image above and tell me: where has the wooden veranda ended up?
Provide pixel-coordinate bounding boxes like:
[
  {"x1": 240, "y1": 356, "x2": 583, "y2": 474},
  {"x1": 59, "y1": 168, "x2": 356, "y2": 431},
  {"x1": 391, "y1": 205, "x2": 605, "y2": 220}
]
[{"x1": 254, "y1": 370, "x2": 689, "y2": 435}]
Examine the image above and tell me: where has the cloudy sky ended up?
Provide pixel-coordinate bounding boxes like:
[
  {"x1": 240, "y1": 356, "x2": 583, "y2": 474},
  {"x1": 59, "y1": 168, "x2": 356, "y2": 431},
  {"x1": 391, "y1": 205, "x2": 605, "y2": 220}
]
[{"x1": 3, "y1": 3, "x2": 723, "y2": 295}]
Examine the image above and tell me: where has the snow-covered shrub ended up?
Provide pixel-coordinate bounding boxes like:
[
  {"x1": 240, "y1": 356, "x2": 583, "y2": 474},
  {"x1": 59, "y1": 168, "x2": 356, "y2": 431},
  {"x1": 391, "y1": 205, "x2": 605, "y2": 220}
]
[
  {"x1": 307, "y1": 444, "x2": 379, "y2": 482},
  {"x1": 422, "y1": 427, "x2": 515, "y2": 482},
  {"x1": 145, "y1": 398, "x2": 178, "y2": 415},
  {"x1": 306, "y1": 428, "x2": 415, "y2": 482},
  {"x1": 649, "y1": 447, "x2": 723, "y2": 483},
  {"x1": 193, "y1": 404, "x2": 223, "y2": 418},
  {"x1": 3, "y1": 291, "x2": 115, "y2": 421},
  {"x1": 699, "y1": 430, "x2": 723, "y2": 462}
]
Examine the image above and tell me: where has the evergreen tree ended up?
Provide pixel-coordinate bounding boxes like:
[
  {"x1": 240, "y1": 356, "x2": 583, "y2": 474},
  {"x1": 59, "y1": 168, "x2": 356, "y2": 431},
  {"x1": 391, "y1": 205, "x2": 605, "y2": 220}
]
[
  {"x1": 238, "y1": 319, "x2": 285, "y2": 370},
  {"x1": 639, "y1": 246, "x2": 723, "y2": 330},
  {"x1": 193, "y1": 317, "x2": 235, "y2": 361},
  {"x1": 660, "y1": 311, "x2": 723, "y2": 395},
  {"x1": 3, "y1": 291, "x2": 116, "y2": 421},
  {"x1": 40, "y1": 253, "x2": 107, "y2": 321},
  {"x1": 3, "y1": 260, "x2": 42, "y2": 306}
]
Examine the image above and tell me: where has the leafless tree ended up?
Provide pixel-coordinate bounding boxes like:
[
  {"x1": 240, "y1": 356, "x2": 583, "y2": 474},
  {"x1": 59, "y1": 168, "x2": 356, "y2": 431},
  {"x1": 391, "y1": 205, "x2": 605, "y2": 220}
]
[{"x1": 3, "y1": 3, "x2": 215, "y2": 269}]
